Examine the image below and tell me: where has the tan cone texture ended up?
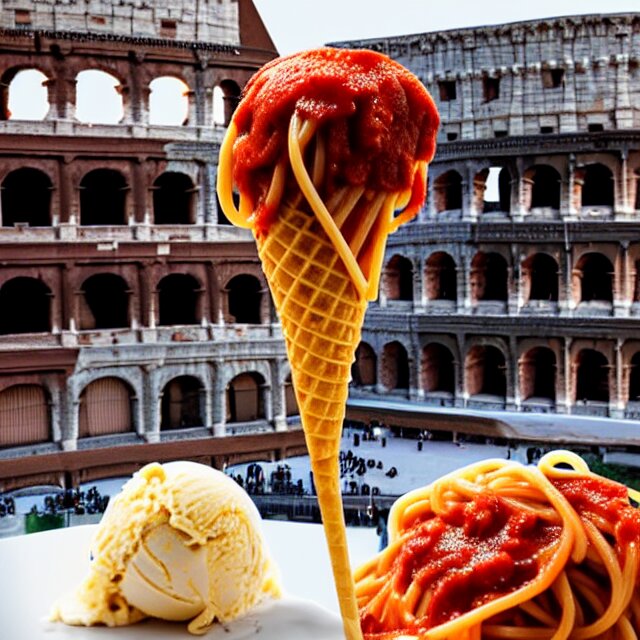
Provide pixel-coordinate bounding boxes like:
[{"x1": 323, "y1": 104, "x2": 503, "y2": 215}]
[{"x1": 256, "y1": 203, "x2": 367, "y2": 639}]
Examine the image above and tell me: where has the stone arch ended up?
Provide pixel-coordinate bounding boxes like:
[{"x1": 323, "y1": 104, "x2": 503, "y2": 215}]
[
  {"x1": 157, "y1": 273, "x2": 202, "y2": 326},
  {"x1": 227, "y1": 274, "x2": 262, "y2": 324},
  {"x1": 383, "y1": 254, "x2": 414, "y2": 301},
  {"x1": 79, "y1": 168, "x2": 128, "y2": 225},
  {"x1": 160, "y1": 375, "x2": 205, "y2": 429},
  {"x1": 0, "y1": 277, "x2": 51, "y2": 334},
  {"x1": 380, "y1": 341, "x2": 410, "y2": 391},
  {"x1": 1, "y1": 167, "x2": 52, "y2": 227},
  {"x1": 465, "y1": 343, "x2": 507, "y2": 398},
  {"x1": 421, "y1": 342, "x2": 455, "y2": 394},
  {"x1": 574, "y1": 348, "x2": 610, "y2": 403},
  {"x1": 522, "y1": 252, "x2": 559, "y2": 302},
  {"x1": 152, "y1": 172, "x2": 195, "y2": 224},
  {"x1": 79, "y1": 273, "x2": 130, "y2": 330},
  {"x1": 75, "y1": 69, "x2": 124, "y2": 124},
  {"x1": 148, "y1": 75, "x2": 190, "y2": 126},
  {"x1": 352, "y1": 341, "x2": 377, "y2": 387},
  {"x1": 524, "y1": 164, "x2": 561, "y2": 210},
  {"x1": 580, "y1": 163, "x2": 614, "y2": 209},
  {"x1": 78, "y1": 376, "x2": 135, "y2": 438},
  {"x1": 433, "y1": 169, "x2": 463, "y2": 213},
  {"x1": 227, "y1": 371, "x2": 266, "y2": 422},
  {"x1": 0, "y1": 383, "x2": 50, "y2": 447},
  {"x1": 474, "y1": 166, "x2": 511, "y2": 214},
  {"x1": 213, "y1": 79, "x2": 241, "y2": 126},
  {"x1": 424, "y1": 252, "x2": 457, "y2": 301},
  {"x1": 470, "y1": 251, "x2": 508, "y2": 302},
  {"x1": 574, "y1": 252, "x2": 614, "y2": 303},
  {"x1": 0, "y1": 66, "x2": 50, "y2": 121},
  {"x1": 519, "y1": 346, "x2": 556, "y2": 402}
]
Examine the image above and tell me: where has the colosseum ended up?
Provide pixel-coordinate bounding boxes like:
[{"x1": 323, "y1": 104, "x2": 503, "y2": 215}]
[
  {"x1": 346, "y1": 13, "x2": 640, "y2": 437},
  {"x1": 0, "y1": 0, "x2": 309, "y2": 490}
]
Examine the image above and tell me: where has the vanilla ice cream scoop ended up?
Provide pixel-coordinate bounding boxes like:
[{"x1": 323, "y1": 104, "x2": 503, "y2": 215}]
[{"x1": 51, "y1": 461, "x2": 281, "y2": 635}]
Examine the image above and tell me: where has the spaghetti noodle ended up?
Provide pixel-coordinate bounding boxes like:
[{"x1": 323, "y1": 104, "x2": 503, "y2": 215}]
[{"x1": 355, "y1": 451, "x2": 640, "y2": 639}]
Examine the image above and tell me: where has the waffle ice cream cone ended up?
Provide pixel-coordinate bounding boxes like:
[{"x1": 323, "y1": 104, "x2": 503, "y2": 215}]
[
  {"x1": 257, "y1": 202, "x2": 367, "y2": 635},
  {"x1": 216, "y1": 47, "x2": 439, "y2": 640}
]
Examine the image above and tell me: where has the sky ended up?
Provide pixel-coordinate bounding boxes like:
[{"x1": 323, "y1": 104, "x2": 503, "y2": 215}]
[{"x1": 253, "y1": 0, "x2": 640, "y2": 56}]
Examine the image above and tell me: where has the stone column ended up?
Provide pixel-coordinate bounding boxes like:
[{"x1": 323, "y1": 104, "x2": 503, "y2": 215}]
[
  {"x1": 614, "y1": 241, "x2": 631, "y2": 317},
  {"x1": 458, "y1": 252, "x2": 472, "y2": 313},
  {"x1": 558, "y1": 249, "x2": 573, "y2": 316},
  {"x1": 131, "y1": 159, "x2": 147, "y2": 223},
  {"x1": 412, "y1": 257, "x2": 424, "y2": 312},
  {"x1": 211, "y1": 361, "x2": 227, "y2": 437},
  {"x1": 611, "y1": 338, "x2": 625, "y2": 419},
  {"x1": 617, "y1": 148, "x2": 632, "y2": 217},
  {"x1": 560, "y1": 337, "x2": 572, "y2": 414},
  {"x1": 614, "y1": 52, "x2": 634, "y2": 129},
  {"x1": 272, "y1": 358, "x2": 288, "y2": 432}
]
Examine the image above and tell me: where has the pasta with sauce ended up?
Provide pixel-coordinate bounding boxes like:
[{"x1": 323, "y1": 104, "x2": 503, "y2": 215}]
[{"x1": 355, "y1": 450, "x2": 640, "y2": 640}]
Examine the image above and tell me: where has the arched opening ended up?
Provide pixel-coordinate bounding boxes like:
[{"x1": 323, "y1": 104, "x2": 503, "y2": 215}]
[
  {"x1": 433, "y1": 170, "x2": 463, "y2": 213},
  {"x1": 381, "y1": 341, "x2": 410, "y2": 391},
  {"x1": 575, "y1": 349, "x2": 609, "y2": 403},
  {"x1": 352, "y1": 342, "x2": 377, "y2": 387},
  {"x1": 629, "y1": 352, "x2": 640, "y2": 401},
  {"x1": 520, "y1": 347, "x2": 556, "y2": 401},
  {"x1": 4, "y1": 69, "x2": 49, "y2": 120},
  {"x1": 1, "y1": 168, "x2": 52, "y2": 227},
  {"x1": 284, "y1": 374, "x2": 298, "y2": 416},
  {"x1": 157, "y1": 273, "x2": 200, "y2": 326},
  {"x1": 477, "y1": 166, "x2": 511, "y2": 214},
  {"x1": 384, "y1": 255, "x2": 413, "y2": 301},
  {"x1": 148, "y1": 76, "x2": 189, "y2": 126},
  {"x1": 78, "y1": 377, "x2": 134, "y2": 437},
  {"x1": 582, "y1": 164, "x2": 614, "y2": 208},
  {"x1": 152, "y1": 172, "x2": 194, "y2": 224},
  {"x1": 421, "y1": 343, "x2": 455, "y2": 394},
  {"x1": 75, "y1": 69, "x2": 124, "y2": 124},
  {"x1": 527, "y1": 165, "x2": 561, "y2": 210},
  {"x1": 0, "y1": 277, "x2": 50, "y2": 334},
  {"x1": 424, "y1": 252, "x2": 457, "y2": 301},
  {"x1": 466, "y1": 345, "x2": 506, "y2": 397},
  {"x1": 160, "y1": 376, "x2": 204, "y2": 429},
  {"x1": 524, "y1": 253, "x2": 559, "y2": 302},
  {"x1": 80, "y1": 273, "x2": 129, "y2": 330},
  {"x1": 228, "y1": 274, "x2": 262, "y2": 324},
  {"x1": 575, "y1": 253, "x2": 613, "y2": 303},
  {"x1": 0, "y1": 384, "x2": 50, "y2": 447},
  {"x1": 226, "y1": 372, "x2": 265, "y2": 422},
  {"x1": 213, "y1": 79, "x2": 241, "y2": 126},
  {"x1": 79, "y1": 169, "x2": 127, "y2": 225},
  {"x1": 470, "y1": 252, "x2": 508, "y2": 302}
]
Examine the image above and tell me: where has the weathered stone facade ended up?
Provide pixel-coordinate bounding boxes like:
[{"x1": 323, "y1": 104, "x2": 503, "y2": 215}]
[
  {"x1": 0, "y1": 0, "x2": 305, "y2": 488},
  {"x1": 346, "y1": 14, "x2": 640, "y2": 425}
]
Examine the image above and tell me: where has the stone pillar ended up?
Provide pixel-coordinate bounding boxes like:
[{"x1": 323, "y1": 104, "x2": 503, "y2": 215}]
[
  {"x1": 617, "y1": 148, "x2": 632, "y2": 217},
  {"x1": 611, "y1": 338, "x2": 625, "y2": 419},
  {"x1": 412, "y1": 257, "x2": 424, "y2": 312},
  {"x1": 560, "y1": 337, "x2": 572, "y2": 414},
  {"x1": 211, "y1": 362, "x2": 227, "y2": 436},
  {"x1": 514, "y1": 157, "x2": 527, "y2": 219},
  {"x1": 562, "y1": 154, "x2": 578, "y2": 219},
  {"x1": 507, "y1": 246, "x2": 519, "y2": 315},
  {"x1": 614, "y1": 52, "x2": 634, "y2": 129},
  {"x1": 272, "y1": 358, "x2": 288, "y2": 432},
  {"x1": 61, "y1": 389, "x2": 79, "y2": 451},
  {"x1": 458, "y1": 253, "x2": 472, "y2": 313},
  {"x1": 463, "y1": 163, "x2": 477, "y2": 222},
  {"x1": 558, "y1": 250, "x2": 573, "y2": 316},
  {"x1": 131, "y1": 160, "x2": 147, "y2": 223},
  {"x1": 614, "y1": 241, "x2": 631, "y2": 317},
  {"x1": 460, "y1": 37, "x2": 476, "y2": 139},
  {"x1": 509, "y1": 335, "x2": 519, "y2": 411}
]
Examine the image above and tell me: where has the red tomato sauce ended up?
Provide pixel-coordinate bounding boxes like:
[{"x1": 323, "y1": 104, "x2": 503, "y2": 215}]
[
  {"x1": 361, "y1": 475, "x2": 639, "y2": 636},
  {"x1": 230, "y1": 48, "x2": 440, "y2": 232}
]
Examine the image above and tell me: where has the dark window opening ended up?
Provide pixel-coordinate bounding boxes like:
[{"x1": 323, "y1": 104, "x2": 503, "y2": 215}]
[
  {"x1": 471, "y1": 252, "x2": 508, "y2": 302},
  {"x1": 80, "y1": 169, "x2": 127, "y2": 226},
  {"x1": 529, "y1": 165, "x2": 561, "y2": 209},
  {"x1": 433, "y1": 170, "x2": 463, "y2": 212},
  {"x1": 425, "y1": 252, "x2": 457, "y2": 301},
  {"x1": 381, "y1": 341, "x2": 410, "y2": 390},
  {"x1": 542, "y1": 68, "x2": 565, "y2": 89},
  {"x1": 15, "y1": 9, "x2": 31, "y2": 26},
  {"x1": 161, "y1": 376, "x2": 203, "y2": 429},
  {"x1": 422, "y1": 343, "x2": 455, "y2": 393},
  {"x1": 629, "y1": 353, "x2": 640, "y2": 401},
  {"x1": 228, "y1": 274, "x2": 262, "y2": 324},
  {"x1": 353, "y1": 342, "x2": 377, "y2": 387},
  {"x1": 153, "y1": 172, "x2": 194, "y2": 224},
  {"x1": 384, "y1": 255, "x2": 414, "y2": 301},
  {"x1": 494, "y1": 130, "x2": 508, "y2": 138},
  {"x1": 158, "y1": 273, "x2": 200, "y2": 325},
  {"x1": 578, "y1": 253, "x2": 613, "y2": 303},
  {"x1": 540, "y1": 126, "x2": 554, "y2": 134},
  {"x1": 526, "y1": 253, "x2": 559, "y2": 302},
  {"x1": 588, "y1": 123, "x2": 604, "y2": 133},
  {"x1": 160, "y1": 19, "x2": 177, "y2": 38},
  {"x1": 446, "y1": 132, "x2": 458, "y2": 141},
  {"x1": 0, "y1": 277, "x2": 51, "y2": 334},
  {"x1": 227, "y1": 373, "x2": 264, "y2": 422},
  {"x1": 438, "y1": 80, "x2": 457, "y2": 101},
  {"x1": 1, "y1": 168, "x2": 52, "y2": 227},
  {"x1": 582, "y1": 164, "x2": 614, "y2": 208},
  {"x1": 576, "y1": 350, "x2": 609, "y2": 403},
  {"x1": 522, "y1": 348, "x2": 556, "y2": 401},
  {"x1": 483, "y1": 77, "x2": 500, "y2": 102},
  {"x1": 467, "y1": 345, "x2": 506, "y2": 397},
  {"x1": 82, "y1": 274, "x2": 129, "y2": 329}
]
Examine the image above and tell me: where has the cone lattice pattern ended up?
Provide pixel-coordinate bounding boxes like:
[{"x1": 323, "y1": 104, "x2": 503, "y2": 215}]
[{"x1": 257, "y1": 203, "x2": 367, "y2": 636}]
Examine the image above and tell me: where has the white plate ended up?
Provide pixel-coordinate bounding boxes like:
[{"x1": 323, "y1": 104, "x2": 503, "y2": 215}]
[{"x1": 1, "y1": 521, "x2": 378, "y2": 639}]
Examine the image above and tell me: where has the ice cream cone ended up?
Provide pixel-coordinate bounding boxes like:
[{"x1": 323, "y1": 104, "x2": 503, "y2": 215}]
[{"x1": 256, "y1": 201, "x2": 366, "y2": 637}]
